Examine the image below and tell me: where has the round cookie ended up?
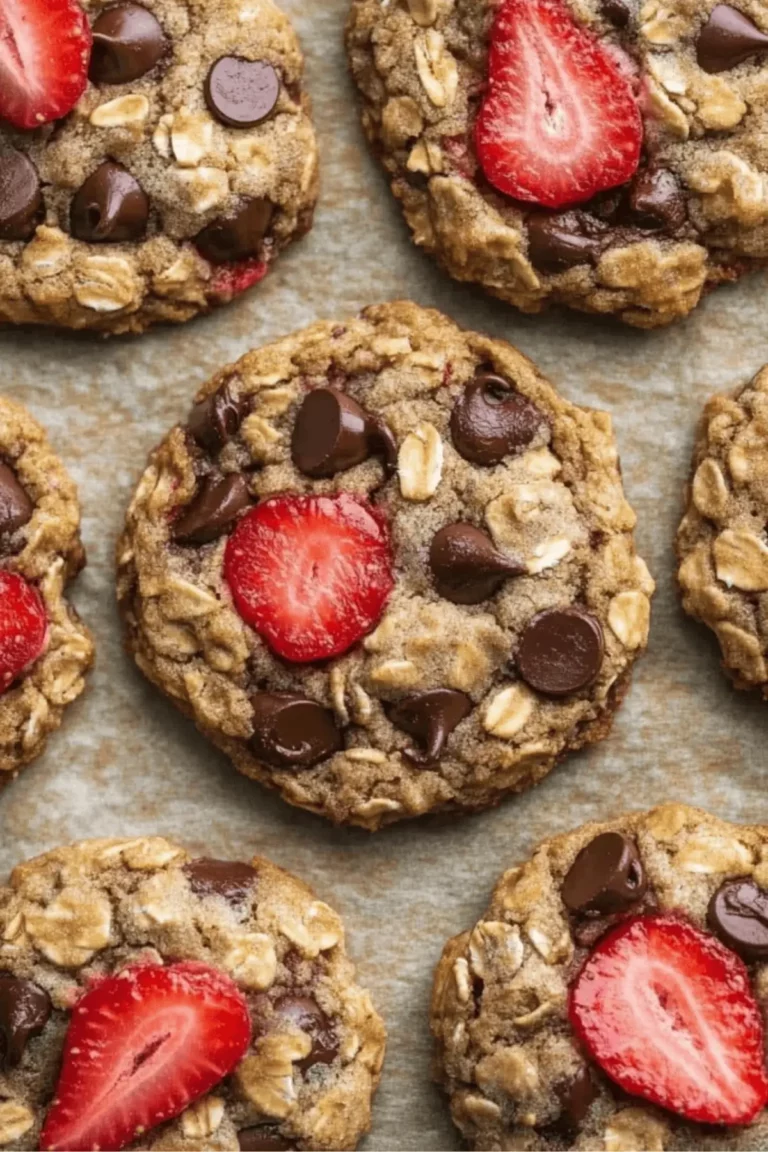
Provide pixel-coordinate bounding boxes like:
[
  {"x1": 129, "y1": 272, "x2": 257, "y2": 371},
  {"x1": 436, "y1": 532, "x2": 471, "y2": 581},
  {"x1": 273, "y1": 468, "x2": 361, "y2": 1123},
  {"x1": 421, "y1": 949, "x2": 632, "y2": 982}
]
[
  {"x1": 0, "y1": 0, "x2": 318, "y2": 335},
  {"x1": 677, "y1": 367, "x2": 768, "y2": 694},
  {"x1": 0, "y1": 837, "x2": 385, "y2": 1150},
  {"x1": 117, "y1": 301, "x2": 654, "y2": 829},
  {"x1": 0, "y1": 397, "x2": 93, "y2": 784},
  {"x1": 432, "y1": 803, "x2": 768, "y2": 1150},
  {"x1": 346, "y1": 0, "x2": 768, "y2": 329}
]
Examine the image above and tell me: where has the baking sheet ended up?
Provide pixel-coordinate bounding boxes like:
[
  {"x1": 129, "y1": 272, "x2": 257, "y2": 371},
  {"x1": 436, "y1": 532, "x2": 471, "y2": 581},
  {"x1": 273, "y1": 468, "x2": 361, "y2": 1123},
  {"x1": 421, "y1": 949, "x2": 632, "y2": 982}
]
[{"x1": 2, "y1": 1, "x2": 768, "y2": 1148}]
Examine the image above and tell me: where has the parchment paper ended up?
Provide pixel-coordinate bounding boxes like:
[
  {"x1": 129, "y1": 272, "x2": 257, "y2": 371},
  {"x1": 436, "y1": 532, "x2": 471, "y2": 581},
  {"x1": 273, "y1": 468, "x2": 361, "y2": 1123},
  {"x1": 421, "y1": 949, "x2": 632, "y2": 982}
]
[{"x1": 1, "y1": 2, "x2": 768, "y2": 1147}]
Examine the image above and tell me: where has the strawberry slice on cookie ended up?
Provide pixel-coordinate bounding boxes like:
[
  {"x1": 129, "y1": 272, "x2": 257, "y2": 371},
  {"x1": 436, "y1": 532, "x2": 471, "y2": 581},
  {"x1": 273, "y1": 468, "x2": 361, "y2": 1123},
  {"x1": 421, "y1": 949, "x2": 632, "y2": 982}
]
[
  {"x1": 0, "y1": 0, "x2": 92, "y2": 129},
  {"x1": 0, "y1": 570, "x2": 47, "y2": 692},
  {"x1": 475, "y1": 0, "x2": 642, "y2": 209}
]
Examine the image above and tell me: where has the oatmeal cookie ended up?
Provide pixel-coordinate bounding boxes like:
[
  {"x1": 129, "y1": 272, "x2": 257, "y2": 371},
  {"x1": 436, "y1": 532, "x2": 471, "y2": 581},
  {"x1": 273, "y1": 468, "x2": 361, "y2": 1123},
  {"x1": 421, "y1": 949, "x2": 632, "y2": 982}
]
[
  {"x1": 677, "y1": 367, "x2": 768, "y2": 693},
  {"x1": 0, "y1": 837, "x2": 385, "y2": 1151},
  {"x1": 432, "y1": 803, "x2": 768, "y2": 1150},
  {"x1": 117, "y1": 301, "x2": 654, "y2": 829},
  {"x1": 346, "y1": 0, "x2": 768, "y2": 328},
  {"x1": 0, "y1": 397, "x2": 93, "y2": 785},
  {"x1": 0, "y1": 0, "x2": 318, "y2": 335}
]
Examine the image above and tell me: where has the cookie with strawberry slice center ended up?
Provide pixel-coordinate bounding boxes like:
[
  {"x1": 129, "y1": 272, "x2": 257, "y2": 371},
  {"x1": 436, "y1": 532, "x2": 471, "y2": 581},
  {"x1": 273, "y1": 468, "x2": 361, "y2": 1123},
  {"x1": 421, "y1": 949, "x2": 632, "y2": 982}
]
[
  {"x1": 0, "y1": 837, "x2": 385, "y2": 1151},
  {"x1": 432, "y1": 804, "x2": 768, "y2": 1149},
  {"x1": 117, "y1": 301, "x2": 654, "y2": 829}
]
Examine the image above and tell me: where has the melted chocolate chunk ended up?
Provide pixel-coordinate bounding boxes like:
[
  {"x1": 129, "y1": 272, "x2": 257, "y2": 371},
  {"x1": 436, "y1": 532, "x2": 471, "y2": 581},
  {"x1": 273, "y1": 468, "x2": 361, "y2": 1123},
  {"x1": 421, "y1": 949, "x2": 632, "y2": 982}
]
[
  {"x1": 450, "y1": 374, "x2": 546, "y2": 466},
  {"x1": 205, "y1": 57, "x2": 281, "y2": 127},
  {"x1": 429, "y1": 522, "x2": 523, "y2": 605},
  {"x1": 174, "y1": 474, "x2": 252, "y2": 544},
  {"x1": 389, "y1": 689, "x2": 472, "y2": 765},
  {"x1": 250, "y1": 693, "x2": 341, "y2": 769},
  {"x1": 291, "y1": 387, "x2": 396, "y2": 479},
  {"x1": 562, "y1": 832, "x2": 646, "y2": 914},
  {"x1": 627, "y1": 168, "x2": 686, "y2": 232},
  {"x1": 0, "y1": 150, "x2": 42, "y2": 242},
  {"x1": 238, "y1": 1128, "x2": 294, "y2": 1151},
  {"x1": 601, "y1": 0, "x2": 632, "y2": 26},
  {"x1": 183, "y1": 858, "x2": 258, "y2": 903},
  {"x1": 516, "y1": 608, "x2": 604, "y2": 696},
  {"x1": 70, "y1": 162, "x2": 149, "y2": 243},
  {"x1": 0, "y1": 974, "x2": 51, "y2": 1069},
  {"x1": 273, "y1": 995, "x2": 339, "y2": 1070},
  {"x1": 90, "y1": 3, "x2": 167, "y2": 84},
  {"x1": 187, "y1": 383, "x2": 248, "y2": 454},
  {"x1": 696, "y1": 4, "x2": 768, "y2": 73},
  {"x1": 527, "y1": 212, "x2": 605, "y2": 272},
  {"x1": 708, "y1": 878, "x2": 768, "y2": 960},
  {"x1": 555, "y1": 1067, "x2": 597, "y2": 1130},
  {"x1": 196, "y1": 198, "x2": 274, "y2": 264},
  {"x1": 0, "y1": 462, "x2": 33, "y2": 538}
]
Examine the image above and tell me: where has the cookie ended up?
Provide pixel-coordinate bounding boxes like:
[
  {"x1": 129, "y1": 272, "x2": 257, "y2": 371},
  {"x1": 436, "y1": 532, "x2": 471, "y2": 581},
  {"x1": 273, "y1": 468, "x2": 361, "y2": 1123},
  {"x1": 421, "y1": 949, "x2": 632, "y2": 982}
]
[
  {"x1": 0, "y1": 0, "x2": 318, "y2": 335},
  {"x1": 676, "y1": 367, "x2": 768, "y2": 694},
  {"x1": 0, "y1": 837, "x2": 386, "y2": 1151},
  {"x1": 117, "y1": 301, "x2": 654, "y2": 829},
  {"x1": 431, "y1": 803, "x2": 768, "y2": 1150},
  {"x1": 0, "y1": 397, "x2": 93, "y2": 785},
  {"x1": 346, "y1": 0, "x2": 768, "y2": 329}
]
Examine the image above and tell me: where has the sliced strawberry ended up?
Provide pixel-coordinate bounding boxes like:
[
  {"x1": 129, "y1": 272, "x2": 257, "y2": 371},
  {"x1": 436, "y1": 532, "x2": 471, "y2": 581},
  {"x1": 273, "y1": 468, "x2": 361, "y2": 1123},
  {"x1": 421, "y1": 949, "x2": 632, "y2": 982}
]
[
  {"x1": 475, "y1": 0, "x2": 642, "y2": 209},
  {"x1": 0, "y1": 0, "x2": 92, "y2": 130},
  {"x1": 0, "y1": 570, "x2": 46, "y2": 692},
  {"x1": 224, "y1": 493, "x2": 394, "y2": 663},
  {"x1": 40, "y1": 962, "x2": 250, "y2": 1152},
  {"x1": 569, "y1": 913, "x2": 768, "y2": 1125},
  {"x1": 208, "y1": 257, "x2": 268, "y2": 301}
]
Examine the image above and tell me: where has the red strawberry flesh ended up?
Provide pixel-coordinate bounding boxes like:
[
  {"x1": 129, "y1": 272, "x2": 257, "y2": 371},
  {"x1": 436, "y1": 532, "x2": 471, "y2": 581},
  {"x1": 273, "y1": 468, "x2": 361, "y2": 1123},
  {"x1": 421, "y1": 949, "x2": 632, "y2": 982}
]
[
  {"x1": 40, "y1": 962, "x2": 251, "y2": 1152},
  {"x1": 569, "y1": 913, "x2": 768, "y2": 1125},
  {"x1": 475, "y1": 0, "x2": 642, "y2": 209},
  {"x1": 0, "y1": 570, "x2": 46, "y2": 692},
  {"x1": 208, "y1": 257, "x2": 268, "y2": 301},
  {"x1": 0, "y1": 0, "x2": 92, "y2": 129},
  {"x1": 224, "y1": 493, "x2": 394, "y2": 663}
]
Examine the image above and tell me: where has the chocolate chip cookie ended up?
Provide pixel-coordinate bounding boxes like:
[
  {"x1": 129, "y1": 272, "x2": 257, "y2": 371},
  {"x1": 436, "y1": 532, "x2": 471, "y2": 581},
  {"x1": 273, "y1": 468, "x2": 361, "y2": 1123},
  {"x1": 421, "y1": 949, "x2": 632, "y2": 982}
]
[
  {"x1": 0, "y1": 837, "x2": 385, "y2": 1150},
  {"x1": 346, "y1": 0, "x2": 768, "y2": 328},
  {"x1": 0, "y1": 0, "x2": 318, "y2": 334},
  {"x1": 0, "y1": 397, "x2": 93, "y2": 785},
  {"x1": 117, "y1": 301, "x2": 654, "y2": 829},
  {"x1": 677, "y1": 367, "x2": 768, "y2": 694},
  {"x1": 432, "y1": 803, "x2": 768, "y2": 1150}
]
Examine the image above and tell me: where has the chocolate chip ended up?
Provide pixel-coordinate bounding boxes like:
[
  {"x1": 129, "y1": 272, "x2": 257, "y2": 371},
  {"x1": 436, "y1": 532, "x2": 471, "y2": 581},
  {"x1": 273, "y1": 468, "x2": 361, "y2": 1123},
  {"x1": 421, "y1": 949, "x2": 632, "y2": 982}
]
[
  {"x1": 601, "y1": 0, "x2": 632, "y2": 26},
  {"x1": 516, "y1": 608, "x2": 604, "y2": 696},
  {"x1": 389, "y1": 689, "x2": 472, "y2": 765},
  {"x1": 187, "y1": 383, "x2": 248, "y2": 454},
  {"x1": 708, "y1": 878, "x2": 768, "y2": 960},
  {"x1": 250, "y1": 693, "x2": 341, "y2": 769},
  {"x1": 273, "y1": 995, "x2": 339, "y2": 1070},
  {"x1": 90, "y1": 3, "x2": 167, "y2": 84},
  {"x1": 696, "y1": 4, "x2": 768, "y2": 73},
  {"x1": 70, "y1": 162, "x2": 149, "y2": 243},
  {"x1": 0, "y1": 462, "x2": 33, "y2": 538},
  {"x1": 527, "y1": 212, "x2": 605, "y2": 273},
  {"x1": 450, "y1": 374, "x2": 546, "y2": 466},
  {"x1": 0, "y1": 974, "x2": 51, "y2": 1070},
  {"x1": 238, "y1": 1128, "x2": 294, "y2": 1151},
  {"x1": 196, "y1": 198, "x2": 274, "y2": 264},
  {"x1": 173, "y1": 474, "x2": 252, "y2": 545},
  {"x1": 0, "y1": 150, "x2": 42, "y2": 242},
  {"x1": 429, "y1": 523, "x2": 523, "y2": 605},
  {"x1": 562, "y1": 832, "x2": 646, "y2": 914},
  {"x1": 291, "y1": 387, "x2": 397, "y2": 479},
  {"x1": 205, "y1": 56, "x2": 280, "y2": 127},
  {"x1": 555, "y1": 1067, "x2": 597, "y2": 1130},
  {"x1": 627, "y1": 168, "x2": 686, "y2": 232},
  {"x1": 183, "y1": 858, "x2": 258, "y2": 903}
]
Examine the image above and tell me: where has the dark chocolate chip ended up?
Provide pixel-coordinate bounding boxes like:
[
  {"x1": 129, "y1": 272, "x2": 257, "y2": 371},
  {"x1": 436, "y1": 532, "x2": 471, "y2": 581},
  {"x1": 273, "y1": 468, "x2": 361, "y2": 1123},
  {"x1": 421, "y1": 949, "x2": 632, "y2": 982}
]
[
  {"x1": 601, "y1": 0, "x2": 632, "y2": 26},
  {"x1": 273, "y1": 995, "x2": 339, "y2": 1070},
  {"x1": 389, "y1": 689, "x2": 472, "y2": 765},
  {"x1": 195, "y1": 198, "x2": 274, "y2": 264},
  {"x1": 429, "y1": 523, "x2": 523, "y2": 605},
  {"x1": 696, "y1": 4, "x2": 768, "y2": 73},
  {"x1": 238, "y1": 1128, "x2": 294, "y2": 1151},
  {"x1": 450, "y1": 374, "x2": 546, "y2": 466},
  {"x1": 555, "y1": 1067, "x2": 597, "y2": 1130},
  {"x1": 250, "y1": 693, "x2": 341, "y2": 769},
  {"x1": 173, "y1": 474, "x2": 252, "y2": 545},
  {"x1": 70, "y1": 162, "x2": 149, "y2": 243},
  {"x1": 562, "y1": 832, "x2": 646, "y2": 914},
  {"x1": 0, "y1": 150, "x2": 42, "y2": 242},
  {"x1": 516, "y1": 608, "x2": 604, "y2": 697},
  {"x1": 187, "y1": 383, "x2": 248, "y2": 454},
  {"x1": 0, "y1": 462, "x2": 33, "y2": 538},
  {"x1": 527, "y1": 212, "x2": 605, "y2": 273},
  {"x1": 183, "y1": 858, "x2": 258, "y2": 903},
  {"x1": 627, "y1": 168, "x2": 686, "y2": 232},
  {"x1": 708, "y1": 878, "x2": 768, "y2": 960},
  {"x1": 0, "y1": 974, "x2": 51, "y2": 1070},
  {"x1": 90, "y1": 3, "x2": 167, "y2": 84},
  {"x1": 205, "y1": 56, "x2": 280, "y2": 127},
  {"x1": 291, "y1": 387, "x2": 397, "y2": 479}
]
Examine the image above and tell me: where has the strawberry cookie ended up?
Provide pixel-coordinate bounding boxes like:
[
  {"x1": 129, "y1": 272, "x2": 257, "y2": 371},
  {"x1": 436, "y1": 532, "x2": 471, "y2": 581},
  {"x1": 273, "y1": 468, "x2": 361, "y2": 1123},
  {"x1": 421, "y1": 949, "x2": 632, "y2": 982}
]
[
  {"x1": 0, "y1": 837, "x2": 386, "y2": 1150},
  {"x1": 0, "y1": 398, "x2": 93, "y2": 786},
  {"x1": 117, "y1": 302, "x2": 654, "y2": 829},
  {"x1": 346, "y1": 0, "x2": 768, "y2": 328},
  {"x1": 432, "y1": 803, "x2": 768, "y2": 1149},
  {"x1": 0, "y1": 0, "x2": 318, "y2": 334}
]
